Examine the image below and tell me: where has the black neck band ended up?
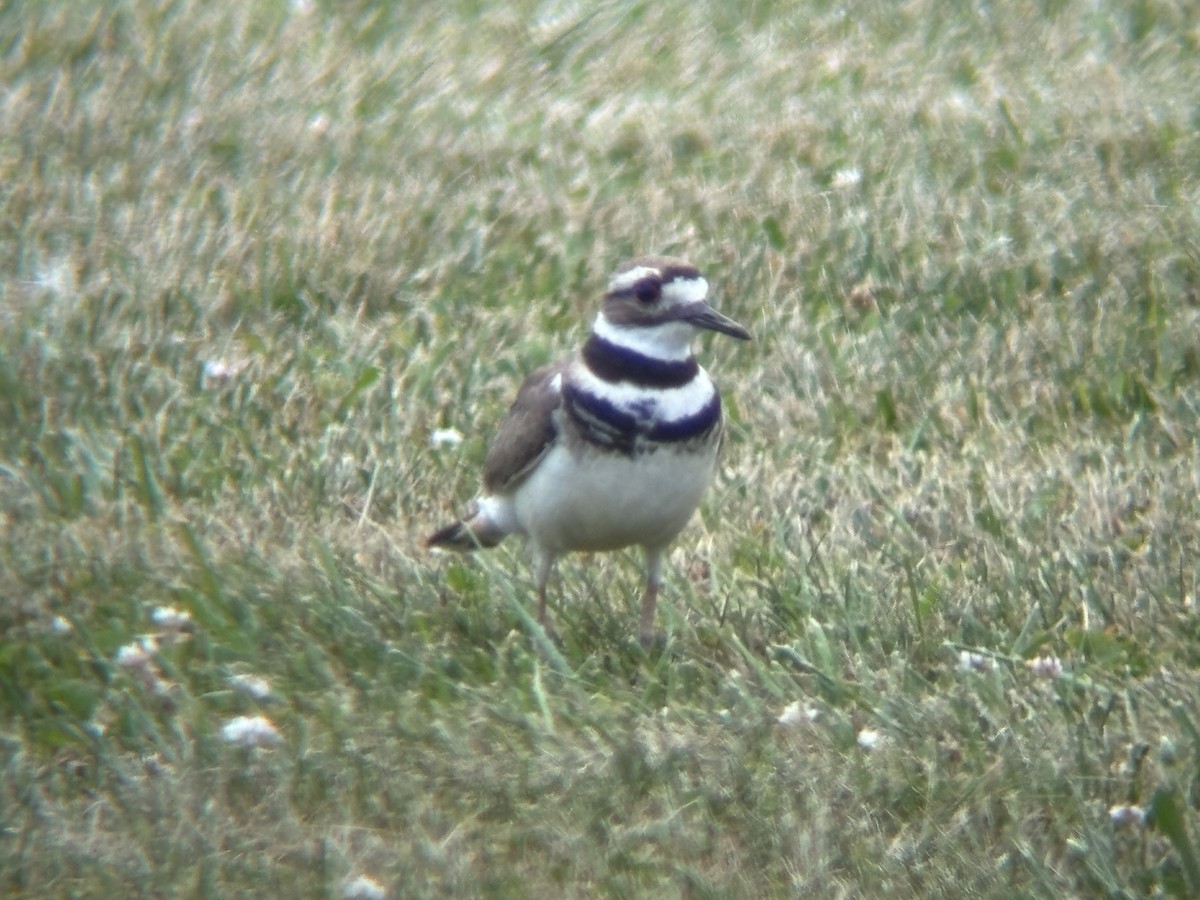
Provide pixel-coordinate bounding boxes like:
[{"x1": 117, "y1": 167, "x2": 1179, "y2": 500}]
[{"x1": 582, "y1": 336, "x2": 698, "y2": 388}]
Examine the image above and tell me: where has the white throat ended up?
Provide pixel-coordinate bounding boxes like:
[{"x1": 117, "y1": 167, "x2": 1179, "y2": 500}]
[{"x1": 592, "y1": 313, "x2": 696, "y2": 361}]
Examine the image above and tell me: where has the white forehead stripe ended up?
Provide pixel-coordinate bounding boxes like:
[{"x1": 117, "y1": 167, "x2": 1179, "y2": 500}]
[
  {"x1": 662, "y1": 276, "x2": 708, "y2": 305},
  {"x1": 607, "y1": 267, "x2": 710, "y2": 305},
  {"x1": 607, "y1": 266, "x2": 661, "y2": 292}
]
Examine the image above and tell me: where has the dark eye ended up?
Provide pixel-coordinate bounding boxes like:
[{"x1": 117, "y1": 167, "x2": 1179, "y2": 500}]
[{"x1": 634, "y1": 278, "x2": 661, "y2": 304}]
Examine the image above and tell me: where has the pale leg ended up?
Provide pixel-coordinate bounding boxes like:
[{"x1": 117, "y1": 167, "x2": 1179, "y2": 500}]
[
  {"x1": 639, "y1": 547, "x2": 665, "y2": 646},
  {"x1": 534, "y1": 550, "x2": 556, "y2": 627}
]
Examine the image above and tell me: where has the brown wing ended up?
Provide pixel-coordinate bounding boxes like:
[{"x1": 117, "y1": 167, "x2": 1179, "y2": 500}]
[{"x1": 482, "y1": 359, "x2": 568, "y2": 495}]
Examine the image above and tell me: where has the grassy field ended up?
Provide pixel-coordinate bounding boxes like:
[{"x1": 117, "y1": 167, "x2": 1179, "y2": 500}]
[{"x1": 3, "y1": 0, "x2": 1200, "y2": 896}]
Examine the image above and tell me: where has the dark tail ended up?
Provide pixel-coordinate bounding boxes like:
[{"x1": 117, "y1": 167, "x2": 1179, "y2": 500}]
[{"x1": 426, "y1": 517, "x2": 506, "y2": 551}]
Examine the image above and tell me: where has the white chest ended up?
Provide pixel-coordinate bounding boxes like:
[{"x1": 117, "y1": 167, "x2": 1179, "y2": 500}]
[{"x1": 512, "y1": 439, "x2": 719, "y2": 554}]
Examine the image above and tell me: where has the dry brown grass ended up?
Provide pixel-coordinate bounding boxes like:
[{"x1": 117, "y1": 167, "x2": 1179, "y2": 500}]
[{"x1": 3, "y1": 0, "x2": 1200, "y2": 896}]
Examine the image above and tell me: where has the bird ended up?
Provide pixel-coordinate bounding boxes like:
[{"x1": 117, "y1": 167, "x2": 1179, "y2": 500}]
[{"x1": 426, "y1": 255, "x2": 750, "y2": 646}]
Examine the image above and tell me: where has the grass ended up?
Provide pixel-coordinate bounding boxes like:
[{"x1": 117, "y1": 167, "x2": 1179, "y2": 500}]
[{"x1": 2, "y1": 0, "x2": 1200, "y2": 895}]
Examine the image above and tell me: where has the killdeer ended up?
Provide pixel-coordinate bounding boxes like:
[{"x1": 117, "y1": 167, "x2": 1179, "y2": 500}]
[{"x1": 427, "y1": 256, "x2": 750, "y2": 645}]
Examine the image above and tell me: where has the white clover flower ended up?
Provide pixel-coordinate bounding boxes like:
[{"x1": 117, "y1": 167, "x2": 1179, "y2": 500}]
[
  {"x1": 957, "y1": 650, "x2": 995, "y2": 672},
  {"x1": 832, "y1": 167, "x2": 862, "y2": 189},
  {"x1": 342, "y1": 875, "x2": 386, "y2": 900},
  {"x1": 776, "y1": 701, "x2": 819, "y2": 728},
  {"x1": 430, "y1": 427, "x2": 464, "y2": 448},
  {"x1": 857, "y1": 728, "x2": 884, "y2": 751},
  {"x1": 220, "y1": 715, "x2": 282, "y2": 748},
  {"x1": 1108, "y1": 804, "x2": 1146, "y2": 828},
  {"x1": 229, "y1": 673, "x2": 274, "y2": 701},
  {"x1": 181, "y1": 110, "x2": 204, "y2": 134},
  {"x1": 151, "y1": 605, "x2": 193, "y2": 631},
  {"x1": 1027, "y1": 655, "x2": 1064, "y2": 680},
  {"x1": 202, "y1": 359, "x2": 243, "y2": 388},
  {"x1": 115, "y1": 636, "x2": 158, "y2": 670},
  {"x1": 307, "y1": 112, "x2": 331, "y2": 137},
  {"x1": 32, "y1": 257, "x2": 76, "y2": 297},
  {"x1": 822, "y1": 50, "x2": 845, "y2": 76},
  {"x1": 51, "y1": 615, "x2": 73, "y2": 635}
]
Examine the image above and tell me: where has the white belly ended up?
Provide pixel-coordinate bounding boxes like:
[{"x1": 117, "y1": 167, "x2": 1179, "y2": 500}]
[{"x1": 513, "y1": 443, "x2": 718, "y2": 554}]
